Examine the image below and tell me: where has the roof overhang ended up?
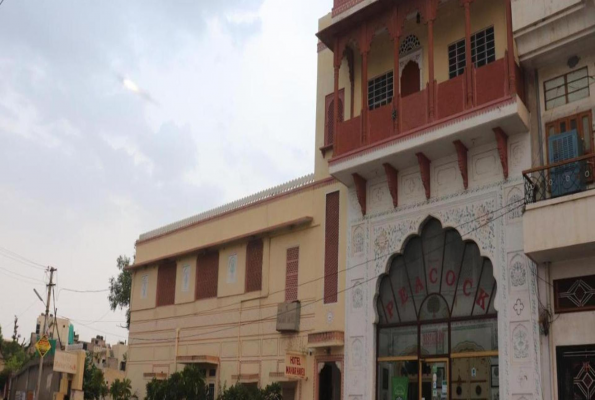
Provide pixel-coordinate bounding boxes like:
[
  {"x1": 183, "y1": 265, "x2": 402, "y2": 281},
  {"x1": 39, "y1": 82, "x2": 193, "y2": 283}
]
[
  {"x1": 176, "y1": 355, "x2": 219, "y2": 365},
  {"x1": 127, "y1": 216, "x2": 313, "y2": 270}
]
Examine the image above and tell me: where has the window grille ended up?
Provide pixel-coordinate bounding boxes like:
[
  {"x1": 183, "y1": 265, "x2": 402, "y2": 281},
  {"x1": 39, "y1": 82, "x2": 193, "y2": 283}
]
[
  {"x1": 399, "y1": 35, "x2": 421, "y2": 56},
  {"x1": 545, "y1": 67, "x2": 590, "y2": 110},
  {"x1": 448, "y1": 26, "x2": 495, "y2": 79},
  {"x1": 285, "y1": 247, "x2": 299, "y2": 302},
  {"x1": 368, "y1": 71, "x2": 394, "y2": 110}
]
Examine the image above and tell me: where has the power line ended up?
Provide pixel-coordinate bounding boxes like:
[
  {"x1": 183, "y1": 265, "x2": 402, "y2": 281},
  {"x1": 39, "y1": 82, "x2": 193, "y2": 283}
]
[
  {"x1": 127, "y1": 197, "x2": 527, "y2": 325},
  {"x1": 0, "y1": 267, "x2": 45, "y2": 286},
  {"x1": 0, "y1": 249, "x2": 46, "y2": 271},
  {"x1": 126, "y1": 201, "x2": 526, "y2": 344}
]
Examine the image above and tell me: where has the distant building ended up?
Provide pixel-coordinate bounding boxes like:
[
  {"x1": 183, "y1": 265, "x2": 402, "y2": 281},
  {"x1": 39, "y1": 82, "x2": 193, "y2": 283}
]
[{"x1": 34, "y1": 314, "x2": 72, "y2": 349}]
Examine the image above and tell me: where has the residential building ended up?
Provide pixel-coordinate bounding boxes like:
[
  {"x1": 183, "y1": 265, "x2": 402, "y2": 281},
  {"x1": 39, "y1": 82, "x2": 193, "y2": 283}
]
[
  {"x1": 126, "y1": 175, "x2": 348, "y2": 399},
  {"x1": 515, "y1": 0, "x2": 595, "y2": 399},
  {"x1": 34, "y1": 314, "x2": 72, "y2": 349},
  {"x1": 316, "y1": 0, "x2": 539, "y2": 399}
]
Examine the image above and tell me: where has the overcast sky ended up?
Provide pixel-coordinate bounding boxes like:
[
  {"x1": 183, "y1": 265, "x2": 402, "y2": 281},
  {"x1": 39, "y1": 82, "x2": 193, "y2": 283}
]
[{"x1": 0, "y1": 0, "x2": 330, "y2": 345}]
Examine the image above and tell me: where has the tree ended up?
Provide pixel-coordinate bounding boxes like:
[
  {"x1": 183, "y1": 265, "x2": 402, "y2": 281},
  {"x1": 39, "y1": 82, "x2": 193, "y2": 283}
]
[
  {"x1": 216, "y1": 383, "x2": 282, "y2": 400},
  {"x1": 109, "y1": 378, "x2": 132, "y2": 400},
  {"x1": 0, "y1": 338, "x2": 32, "y2": 394},
  {"x1": 108, "y1": 255, "x2": 132, "y2": 329},
  {"x1": 83, "y1": 354, "x2": 108, "y2": 400},
  {"x1": 144, "y1": 365, "x2": 206, "y2": 400}
]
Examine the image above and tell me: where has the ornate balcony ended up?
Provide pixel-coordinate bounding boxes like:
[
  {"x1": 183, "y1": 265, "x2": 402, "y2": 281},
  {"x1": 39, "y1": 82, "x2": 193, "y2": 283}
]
[{"x1": 523, "y1": 156, "x2": 595, "y2": 263}]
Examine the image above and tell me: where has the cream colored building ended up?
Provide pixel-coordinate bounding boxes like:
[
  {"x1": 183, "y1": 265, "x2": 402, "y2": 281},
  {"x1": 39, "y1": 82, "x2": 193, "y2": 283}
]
[
  {"x1": 127, "y1": 175, "x2": 348, "y2": 399},
  {"x1": 35, "y1": 314, "x2": 71, "y2": 348}
]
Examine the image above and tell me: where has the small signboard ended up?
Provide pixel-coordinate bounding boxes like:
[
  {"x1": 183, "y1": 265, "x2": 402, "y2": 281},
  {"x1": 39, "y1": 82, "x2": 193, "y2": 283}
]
[
  {"x1": 54, "y1": 351, "x2": 78, "y2": 374},
  {"x1": 276, "y1": 302, "x2": 301, "y2": 332},
  {"x1": 35, "y1": 335, "x2": 51, "y2": 358},
  {"x1": 284, "y1": 352, "x2": 306, "y2": 379}
]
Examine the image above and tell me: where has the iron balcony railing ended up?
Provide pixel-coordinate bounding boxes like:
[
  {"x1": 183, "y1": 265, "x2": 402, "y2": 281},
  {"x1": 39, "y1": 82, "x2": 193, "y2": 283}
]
[{"x1": 523, "y1": 154, "x2": 595, "y2": 204}]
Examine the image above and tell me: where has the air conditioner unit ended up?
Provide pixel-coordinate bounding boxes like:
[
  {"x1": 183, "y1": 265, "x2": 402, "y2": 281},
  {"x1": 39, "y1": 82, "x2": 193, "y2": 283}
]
[{"x1": 548, "y1": 129, "x2": 585, "y2": 198}]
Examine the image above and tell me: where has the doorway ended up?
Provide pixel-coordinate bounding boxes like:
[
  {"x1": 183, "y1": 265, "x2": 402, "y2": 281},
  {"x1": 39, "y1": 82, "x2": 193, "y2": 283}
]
[
  {"x1": 420, "y1": 359, "x2": 448, "y2": 400},
  {"x1": 399, "y1": 50, "x2": 422, "y2": 97},
  {"x1": 319, "y1": 362, "x2": 341, "y2": 400},
  {"x1": 557, "y1": 345, "x2": 595, "y2": 400}
]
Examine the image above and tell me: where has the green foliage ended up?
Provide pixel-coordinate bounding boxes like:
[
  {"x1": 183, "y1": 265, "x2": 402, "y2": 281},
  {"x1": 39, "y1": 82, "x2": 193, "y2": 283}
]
[
  {"x1": 145, "y1": 364, "x2": 206, "y2": 400},
  {"x1": 83, "y1": 354, "x2": 108, "y2": 400},
  {"x1": 110, "y1": 378, "x2": 132, "y2": 400},
  {"x1": 0, "y1": 337, "x2": 32, "y2": 391},
  {"x1": 108, "y1": 255, "x2": 132, "y2": 329},
  {"x1": 216, "y1": 383, "x2": 282, "y2": 400}
]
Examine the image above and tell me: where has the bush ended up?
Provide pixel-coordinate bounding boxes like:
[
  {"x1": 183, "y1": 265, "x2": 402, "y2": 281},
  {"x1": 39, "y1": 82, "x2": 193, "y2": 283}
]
[
  {"x1": 145, "y1": 364, "x2": 206, "y2": 400},
  {"x1": 216, "y1": 383, "x2": 282, "y2": 400}
]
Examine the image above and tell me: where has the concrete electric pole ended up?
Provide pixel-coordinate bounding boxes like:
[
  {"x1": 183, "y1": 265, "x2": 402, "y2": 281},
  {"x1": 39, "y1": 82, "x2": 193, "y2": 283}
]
[{"x1": 35, "y1": 267, "x2": 56, "y2": 400}]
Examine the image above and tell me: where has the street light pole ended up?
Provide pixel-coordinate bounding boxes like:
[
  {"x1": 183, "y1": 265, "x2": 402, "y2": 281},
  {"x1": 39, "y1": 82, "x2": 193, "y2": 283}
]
[{"x1": 35, "y1": 267, "x2": 56, "y2": 400}]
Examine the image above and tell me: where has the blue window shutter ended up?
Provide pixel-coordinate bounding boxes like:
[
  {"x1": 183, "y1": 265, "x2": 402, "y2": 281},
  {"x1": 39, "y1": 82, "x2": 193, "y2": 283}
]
[
  {"x1": 548, "y1": 129, "x2": 584, "y2": 197},
  {"x1": 549, "y1": 129, "x2": 581, "y2": 163}
]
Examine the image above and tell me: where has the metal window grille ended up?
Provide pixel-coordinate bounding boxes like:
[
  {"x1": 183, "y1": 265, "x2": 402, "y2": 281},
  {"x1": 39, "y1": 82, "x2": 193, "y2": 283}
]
[
  {"x1": 285, "y1": 247, "x2": 299, "y2": 302},
  {"x1": 545, "y1": 67, "x2": 590, "y2": 110},
  {"x1": 448, "y1": 26, "x2": 495, "y2": 79},
  {"x1": 368, "y1": 71, "x2": 394, "y2": 110}
]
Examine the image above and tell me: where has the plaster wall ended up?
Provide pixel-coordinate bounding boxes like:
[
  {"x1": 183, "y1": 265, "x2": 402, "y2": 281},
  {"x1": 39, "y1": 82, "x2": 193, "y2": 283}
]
[
  {"x1": 127, "y1": 182, "x2": 348, "y2": 400},
  {"x1": 342, "y1": 131, "x2": 543, "y2": 400}
]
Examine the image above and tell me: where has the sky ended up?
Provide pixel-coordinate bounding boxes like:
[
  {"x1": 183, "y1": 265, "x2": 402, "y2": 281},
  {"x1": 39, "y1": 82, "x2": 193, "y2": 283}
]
[{"x1": 0, "y1": 0, "x2": 331, "y2": 345}]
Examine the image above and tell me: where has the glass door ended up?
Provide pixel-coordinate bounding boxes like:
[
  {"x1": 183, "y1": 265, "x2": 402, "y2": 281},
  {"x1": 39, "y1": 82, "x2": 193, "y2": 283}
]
[{"x1": 419, "y1": 359, "x2": 448, "y2": 400}]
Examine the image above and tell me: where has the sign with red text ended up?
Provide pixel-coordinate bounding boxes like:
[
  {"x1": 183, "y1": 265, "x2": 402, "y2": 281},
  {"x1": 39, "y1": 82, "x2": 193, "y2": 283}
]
[
  {"x1": 54, "y1": 351, "x2": 78, "y2": 374},
  {"x1": 284, "y1": 352, "x2": 306, "y2": 379}
]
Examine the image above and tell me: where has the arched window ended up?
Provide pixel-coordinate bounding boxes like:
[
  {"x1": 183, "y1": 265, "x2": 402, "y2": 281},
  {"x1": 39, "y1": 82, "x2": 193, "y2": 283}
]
[
  {"x1": 399, "y1": 35, "x2": 421, "y2": 56},
  {"x1": 376, "y1": 218, "x2": 499, "y2": 400}
]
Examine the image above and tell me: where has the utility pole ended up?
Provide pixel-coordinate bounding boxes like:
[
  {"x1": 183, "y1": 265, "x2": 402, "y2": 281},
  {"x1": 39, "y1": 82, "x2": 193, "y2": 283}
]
[{"x1": 35, "y1": 267, "x2": 56, "y2": 400}]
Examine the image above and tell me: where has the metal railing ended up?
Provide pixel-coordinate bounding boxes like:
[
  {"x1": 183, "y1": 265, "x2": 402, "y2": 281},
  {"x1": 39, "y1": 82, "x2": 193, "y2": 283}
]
[{"x1": 523, "y1": 154, "x2": 595, "y2": 204}]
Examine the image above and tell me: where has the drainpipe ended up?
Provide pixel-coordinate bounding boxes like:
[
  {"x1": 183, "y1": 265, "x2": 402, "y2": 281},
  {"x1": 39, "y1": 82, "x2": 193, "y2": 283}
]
[
  {"x1": 535, "y1": 70, "x2": 545, "y2": 166},
  {"x1": 174, "y1": 328, "x2": 180, "y2": 373}
]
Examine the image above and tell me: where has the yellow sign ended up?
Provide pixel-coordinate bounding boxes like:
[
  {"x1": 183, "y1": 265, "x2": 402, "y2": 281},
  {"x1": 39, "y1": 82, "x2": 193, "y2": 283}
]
[
  {"x1": 35, "y1": 335, "x2": 51, "y2": 358},
  {"x1": 53, "y1": 351, "x2": 78, "y2": 374},
  {"x1": 284, "y1": 352, "x2": 306, "y2": 379}
]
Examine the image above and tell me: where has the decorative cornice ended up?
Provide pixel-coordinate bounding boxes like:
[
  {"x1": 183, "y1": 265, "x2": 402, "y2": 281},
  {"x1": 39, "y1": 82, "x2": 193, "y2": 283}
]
[
  {"x1": 308, "y1": 331, "x2": 345, "y2": 346},
  {"x1": 317, "y1": 41, "x2": 328, "y2": 53},
  {"x1": 331, "y1": 0, "x2": 366, "y2": 17}
]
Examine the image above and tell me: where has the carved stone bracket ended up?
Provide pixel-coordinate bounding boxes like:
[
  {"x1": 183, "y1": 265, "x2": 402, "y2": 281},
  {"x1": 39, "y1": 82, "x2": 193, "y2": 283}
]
[
  {"x1": 494, "y1": 127, "x2": 509, "y2": 179},
  {"x1": 352, "y1": 173, "x2": 367, "y2": 216},
  {"x1": 453, "y1": 140, "x2": 469, "y2": 189},
  {"x1": 416, "y1": 153, "x2": 431, "y2": 199},
  {"x1": 383, "y1": 163, "x2": 399, "y2": 208}
]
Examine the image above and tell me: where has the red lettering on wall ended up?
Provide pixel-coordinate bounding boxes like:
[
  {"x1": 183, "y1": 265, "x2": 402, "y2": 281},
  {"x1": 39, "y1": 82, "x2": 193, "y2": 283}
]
[
  {"x1": 386, "y1": 301, "x2": 395, "y2": 319},
  {"x1": 415, "y1": 277, "x2": 425, "y2": 294},
  {"x1": 429, "y1": 268, "x2": 438, "y2": 284},
  {"x1": 475, "y1": 288, "x2": 489, "y2": 310},
  {"x1": 399, "y1": 287, "x2": 408, "y2": 305},
  {"x1": 446, "y1": 270, "x2": 456, "y2": 286},
  {"x1": 463, "y1": 279, "x2": 473, "y2": 296}
]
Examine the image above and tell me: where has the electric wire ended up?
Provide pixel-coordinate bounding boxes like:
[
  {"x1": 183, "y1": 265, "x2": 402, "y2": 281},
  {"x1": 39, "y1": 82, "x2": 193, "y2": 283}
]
[
  {"x1": 125, "y1": 201, "x2": 527, "y2": 344},
  {"x1": 0, "y1": 245, "x2": 47, "y2": 270}
]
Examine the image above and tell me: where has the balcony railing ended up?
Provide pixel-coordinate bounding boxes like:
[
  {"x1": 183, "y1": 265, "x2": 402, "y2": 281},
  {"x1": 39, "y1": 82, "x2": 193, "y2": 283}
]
[
  {"x1": 334, "y1": 56, "x2": 522, "y2": 157},
  {"x1": 523, "y1": 154, "x2": 595, "y2": 204}
]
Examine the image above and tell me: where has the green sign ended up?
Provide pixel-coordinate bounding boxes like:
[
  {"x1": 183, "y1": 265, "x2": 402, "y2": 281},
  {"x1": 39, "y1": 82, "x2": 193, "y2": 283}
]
[{"x1": 392, "y1": 377, "x2": 409, "y2": 400}]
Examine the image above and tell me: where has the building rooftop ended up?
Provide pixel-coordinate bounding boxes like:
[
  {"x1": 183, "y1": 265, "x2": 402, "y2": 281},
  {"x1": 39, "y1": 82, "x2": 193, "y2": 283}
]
[{"x1": 138, "y1": 173, "x2": 316, "y2": 242}]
